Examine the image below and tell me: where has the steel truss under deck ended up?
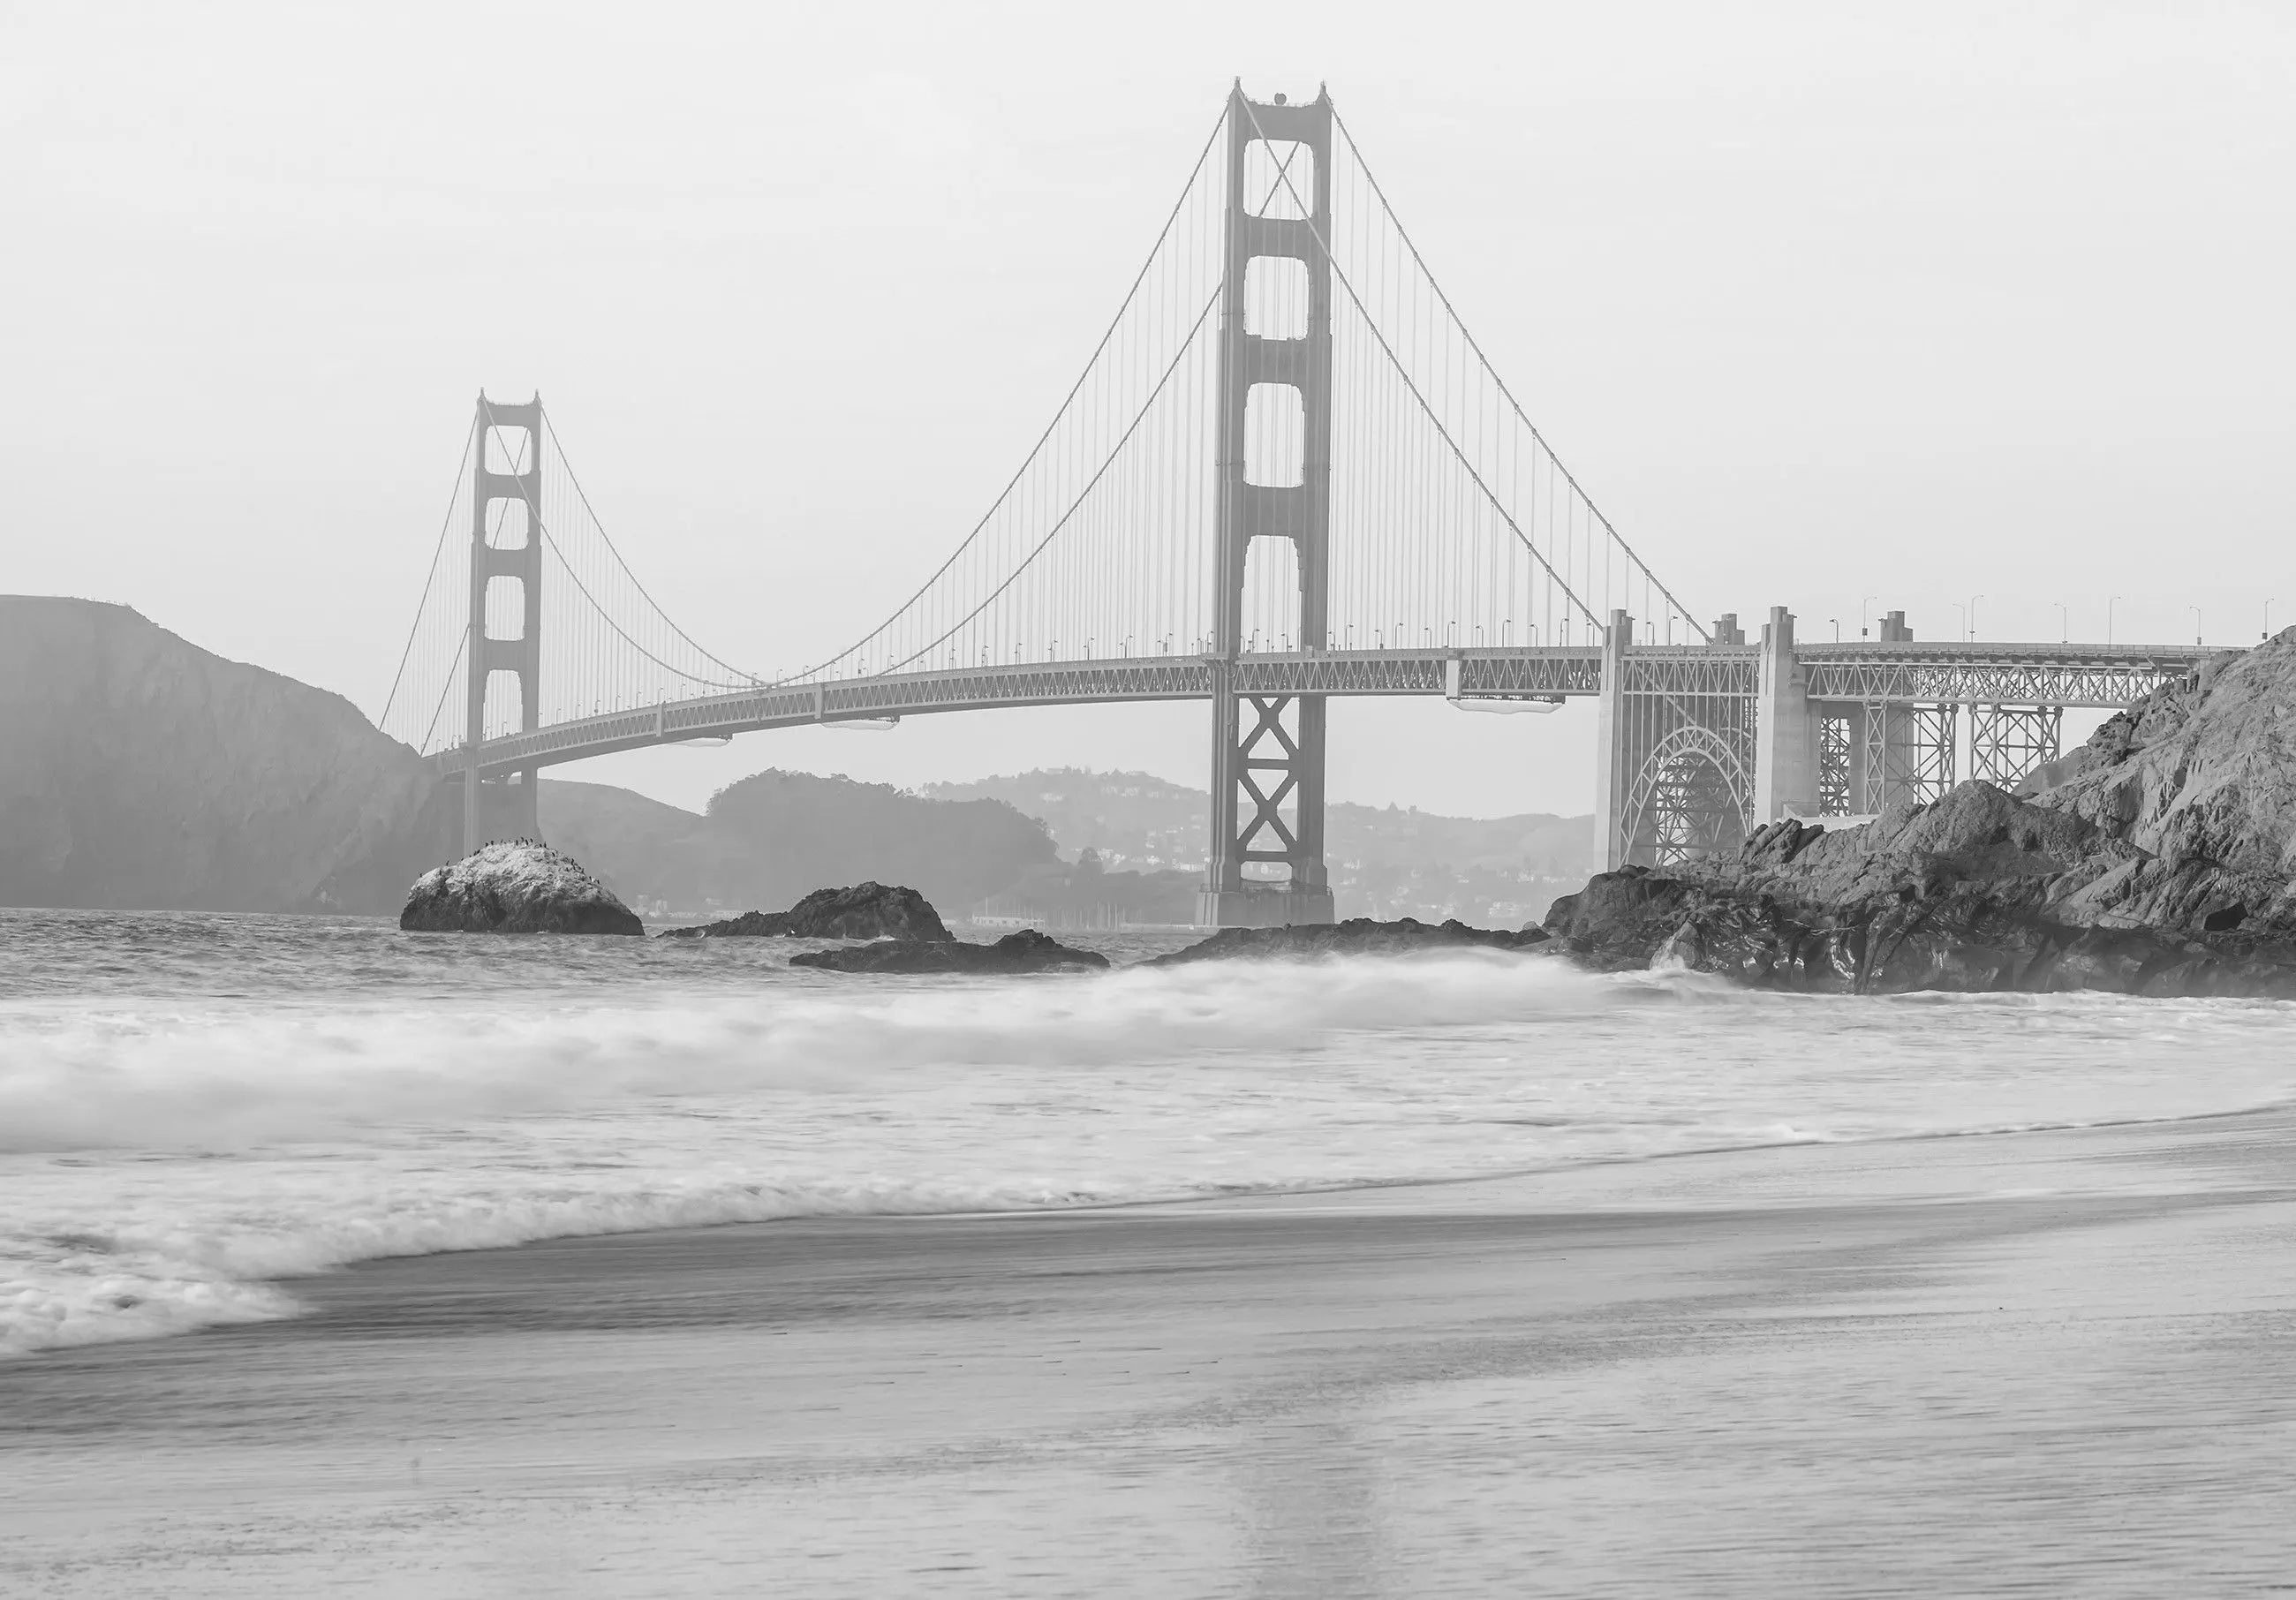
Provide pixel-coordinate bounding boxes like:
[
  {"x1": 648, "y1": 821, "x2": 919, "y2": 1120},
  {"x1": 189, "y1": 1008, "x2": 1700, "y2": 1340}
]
[
  {"x1": 1801, "y1": 644, "x2": 2209, "y2": 707},
  {"x1": 436, "y1": 641, "x2": 2211, "y2": 786}
]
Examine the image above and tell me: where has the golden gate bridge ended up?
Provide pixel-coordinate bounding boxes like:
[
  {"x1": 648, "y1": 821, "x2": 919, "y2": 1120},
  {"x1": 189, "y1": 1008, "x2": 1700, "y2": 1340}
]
[{"x1": 379, "y1": 84, "x2": 2212, "y2": 926}]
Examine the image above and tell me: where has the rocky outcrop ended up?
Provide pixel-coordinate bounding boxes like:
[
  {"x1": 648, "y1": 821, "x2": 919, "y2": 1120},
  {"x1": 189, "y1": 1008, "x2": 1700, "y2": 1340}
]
[
  {"x1": 659, "y1": 883, "x2": 949, "y2": 941},
  {"x1": 400, "y1": 841, "x2": 645, "y2": 935},
  {"x1": 1152, "y1": 916, "x2": 1551, "y2": 967},
  {"x1": 1545, "y1": 631, "x2": 2296, "y2": 995},
  {"x1": 789, "y1": 928, "x2": 1108, "y2": 974}
]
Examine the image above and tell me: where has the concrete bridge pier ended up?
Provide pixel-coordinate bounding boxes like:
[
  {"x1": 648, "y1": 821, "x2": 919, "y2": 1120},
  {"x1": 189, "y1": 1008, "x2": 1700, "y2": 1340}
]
[
  {"x1": 1590, "y1": 603, "x2": 1831, "y2": 870},
  {"x1": 1753, "y1": 605, "x2": 1820, "y2": 825},
  {"x1": 1590, "y1": 608, "x2": 1634, "y2": 872},
  {"x1": 456, "y1": 766, "x2": 541, "y2": 857}
]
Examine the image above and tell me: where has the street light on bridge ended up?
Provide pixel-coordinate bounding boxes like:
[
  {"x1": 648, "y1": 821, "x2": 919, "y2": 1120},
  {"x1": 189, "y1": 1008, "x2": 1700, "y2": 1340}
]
[
  {"x1": 1967, "y1": 594, "x2": 1983, "y2": 642},
  {"x1": 2190, "y1": 607, "x2": 2202, "y2": 646},
  {"x1": 1860, "y1": 595, "x2": 1878, "y2": 638}
]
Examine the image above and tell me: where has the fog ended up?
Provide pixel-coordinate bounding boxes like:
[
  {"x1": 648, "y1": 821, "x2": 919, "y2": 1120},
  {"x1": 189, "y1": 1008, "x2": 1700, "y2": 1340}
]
[{"x1": 4, "y1": 0, "x2": 2290, "y2": 817}]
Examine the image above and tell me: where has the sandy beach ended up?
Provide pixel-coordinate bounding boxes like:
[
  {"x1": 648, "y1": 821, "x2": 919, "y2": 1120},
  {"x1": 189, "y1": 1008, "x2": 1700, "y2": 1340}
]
[{"x1": 4, "y1": 1109, "x2": 2292, "y2": 1598}]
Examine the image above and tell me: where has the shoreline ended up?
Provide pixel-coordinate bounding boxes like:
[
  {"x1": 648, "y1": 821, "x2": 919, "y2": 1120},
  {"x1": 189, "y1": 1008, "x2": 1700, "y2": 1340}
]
[{"x1": 5, "y1": 1107, "x2": 2292, "y2": 1596}]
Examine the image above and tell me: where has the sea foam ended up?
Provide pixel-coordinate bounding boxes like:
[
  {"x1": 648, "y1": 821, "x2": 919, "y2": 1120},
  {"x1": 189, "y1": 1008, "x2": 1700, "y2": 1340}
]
[{"x1": 4, "y1": 924, "x2": 2291, "y2": 1358}]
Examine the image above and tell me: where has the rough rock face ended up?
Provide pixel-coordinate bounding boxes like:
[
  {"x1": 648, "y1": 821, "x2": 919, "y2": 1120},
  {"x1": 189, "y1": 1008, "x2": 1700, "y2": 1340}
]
[
  {"x1": 658, "y1": 883, "x2": 949, "y2": 941},
  {"x1": 1152, "y1": 917, "x2": 1551, "y2": 967},
  {"x1": 400, "y1": 841, "x2": 645, "y2": 935},
  {"x1": 789, "y1": 929, "x2": 1107, "y2": 974},
  {"x1": 1545, "y1": 631, "x2": 2296, "y2": 995}
]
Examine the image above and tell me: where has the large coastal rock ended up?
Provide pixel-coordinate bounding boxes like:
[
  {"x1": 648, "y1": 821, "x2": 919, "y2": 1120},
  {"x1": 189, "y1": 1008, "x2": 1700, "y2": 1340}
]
[
  {"x1": 1545, "y1": 632, "x2": 2296, "y2": 995},
  {"x1": 659, "y1": 882, "x2": 949, "y2": 941},
  {"x1": 1152, "y1": 917, "x2": 1550, "y2": 967},
  {"x1": 400, "y1": 841, "x2": 645, "y2": 935},
  {"x1": 790, "y1": 929, "x2": 1107, "y2": 974}
]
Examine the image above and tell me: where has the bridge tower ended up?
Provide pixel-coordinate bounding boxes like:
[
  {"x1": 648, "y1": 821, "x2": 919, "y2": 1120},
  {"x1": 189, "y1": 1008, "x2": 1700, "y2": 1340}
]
[
  {"x1": 1199, "y1": 84, "x2": 1338, "y2": 929},
  {"x1": 461, "y1": 392, "x2": 544, "y2": 854}
]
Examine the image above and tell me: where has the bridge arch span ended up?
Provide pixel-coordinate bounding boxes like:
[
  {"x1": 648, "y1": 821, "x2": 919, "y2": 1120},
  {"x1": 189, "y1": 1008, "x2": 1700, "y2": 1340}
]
[{"x1": 1621, "y1": 724, "x2": 1753, "y2": 868}]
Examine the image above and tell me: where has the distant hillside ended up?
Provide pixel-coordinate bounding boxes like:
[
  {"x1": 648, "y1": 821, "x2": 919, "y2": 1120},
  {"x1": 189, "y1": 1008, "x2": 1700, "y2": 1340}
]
[
  {"x1": 0, "y1": 599, "x2": 1579, "y2": 926},
  {"x1": 705, "y1": 769, "x2": 1056, "y2": 914},
  {"x1": 538, "y1": 770, "x2": 1057, "y2": 919},
  {"x1": 0, "y1": 596, "x2": 450, "y2": 912},
  {"x1": 923, "y1": 770, "x2": 1207, "y2": 872},
  {"x1": 923, "y1": 767, "x2": 1594, "y2": 925}
]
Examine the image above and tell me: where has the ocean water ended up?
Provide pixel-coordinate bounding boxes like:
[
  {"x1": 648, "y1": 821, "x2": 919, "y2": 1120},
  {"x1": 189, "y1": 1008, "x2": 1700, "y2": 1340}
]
[{"x1": 3, "y1": 907, "x2": 2292, "y2": 1359}]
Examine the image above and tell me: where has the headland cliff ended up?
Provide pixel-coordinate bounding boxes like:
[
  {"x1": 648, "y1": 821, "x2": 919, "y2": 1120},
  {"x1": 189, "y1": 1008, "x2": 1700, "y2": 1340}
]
[{"x1": 0, "y1": 597, "x2": 450, "y2": 912}]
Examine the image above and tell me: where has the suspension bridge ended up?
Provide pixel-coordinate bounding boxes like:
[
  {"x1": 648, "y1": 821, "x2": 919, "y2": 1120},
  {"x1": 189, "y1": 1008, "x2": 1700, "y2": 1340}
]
[{"x1": 380, "y1": 84, "x2": 2214, "y2": 926}]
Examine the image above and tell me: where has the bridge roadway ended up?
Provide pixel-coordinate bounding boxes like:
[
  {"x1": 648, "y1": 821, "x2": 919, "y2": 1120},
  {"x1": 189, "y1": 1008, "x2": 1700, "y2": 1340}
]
[{"x1": 436, "y1": 640, "x2": 2218, "y2": 781}]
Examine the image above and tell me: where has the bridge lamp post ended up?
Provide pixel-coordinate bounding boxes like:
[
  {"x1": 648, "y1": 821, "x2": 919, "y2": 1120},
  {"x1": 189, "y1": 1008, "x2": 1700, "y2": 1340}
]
[
  {"x1": 1861, "y1": 595, "x2": 1878, "y2": 638},
  {"x1": 1829, "y1": 617, "x2": 1839, "y2": 642},
  {"x1": 1967, "y1": 594, "x2": 1983, "y2": 642},
  {"x1": 2190, "y1": 607, "x2": 2202, "y2": 646}
]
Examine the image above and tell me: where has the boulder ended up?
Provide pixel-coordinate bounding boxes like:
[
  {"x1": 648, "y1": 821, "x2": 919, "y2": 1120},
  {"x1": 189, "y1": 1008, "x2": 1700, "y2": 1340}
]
[
  {"x1": 1151, "y1": 916, "x2": 1551, "y2": 967},
  {"x1": 789, "y1": 928, "x2": 1108, "y2": 974},
  {"x1": 399, "y1": 840, "x2": 644, "y2": 935},
  {"x1": 659, "y1": 882, "x2": 949, "y2": 942},
  {"x1": 1544, "y1": 630, "x2": 2296, "y2": 995}
]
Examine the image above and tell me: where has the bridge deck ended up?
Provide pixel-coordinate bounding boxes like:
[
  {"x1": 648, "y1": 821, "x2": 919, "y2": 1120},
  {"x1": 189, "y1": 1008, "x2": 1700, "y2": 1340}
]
[{"x1": 436, "y1": 642, "x2": 2221, "y2": 780}]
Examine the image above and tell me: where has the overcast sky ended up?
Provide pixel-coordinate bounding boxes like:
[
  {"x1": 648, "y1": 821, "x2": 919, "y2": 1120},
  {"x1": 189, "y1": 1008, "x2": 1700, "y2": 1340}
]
[{"x1": 5, "y1": 1, "x2": 2291, "y2": 818}]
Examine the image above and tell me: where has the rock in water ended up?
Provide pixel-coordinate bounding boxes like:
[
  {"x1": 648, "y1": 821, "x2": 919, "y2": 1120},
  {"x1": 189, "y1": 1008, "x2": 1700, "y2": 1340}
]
[
  {"x1": 1545, "y1": 630, "x2": 2296, "y2": 995},
  {"x1": 399, "y1": 840, "x2": 644, "y2": 935},
  {"x1": 1151, "y1": 917, "x2": 1550, "y2": 967},
  {"x1": 658, "y1": 883, "x2": 948, "y2": 941},
  {"x1": 790, "y1": 929, "x2": 1107, "y2": 974}
]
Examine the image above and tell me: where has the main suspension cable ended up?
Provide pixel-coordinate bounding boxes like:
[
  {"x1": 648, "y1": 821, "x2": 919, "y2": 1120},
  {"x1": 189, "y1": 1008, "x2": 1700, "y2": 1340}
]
[
  {"x1": 379, "y1": 414, "x2": 477, "y2": 732},
  {"x1": 541, "y1": 414, "x2": 759, "y2": 684},
  {"x1": 1331, "y1": 106, "x2": 1707, "y2": 641},
  {"x1": 784, "y1": 105, "x2": 1229, "y2": 685},
  {"x1": 1239, "y1": 98, "x2": 1603, "y2": 632},
  {"x1": 868, "y1": 283, "x2": 1222, "y2": 676}
]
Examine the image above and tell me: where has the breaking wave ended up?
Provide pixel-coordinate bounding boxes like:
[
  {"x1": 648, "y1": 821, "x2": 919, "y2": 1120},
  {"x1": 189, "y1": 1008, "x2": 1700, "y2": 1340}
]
[{"x1": 4, "y1": 916, "x2": 2292, "y2": 1357}]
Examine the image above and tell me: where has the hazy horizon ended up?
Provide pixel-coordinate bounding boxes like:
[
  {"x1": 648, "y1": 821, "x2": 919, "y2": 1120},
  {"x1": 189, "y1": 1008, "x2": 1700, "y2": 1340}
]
[{"x1": 7, "y1": 1, "x2": 2290, "y2": 818}]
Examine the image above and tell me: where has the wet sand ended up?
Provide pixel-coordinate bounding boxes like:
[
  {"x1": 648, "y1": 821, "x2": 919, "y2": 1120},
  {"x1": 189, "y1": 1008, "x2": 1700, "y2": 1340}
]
[{"x1": 4, "y1": 1112, "x2": 2292, "y2": 1598}]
